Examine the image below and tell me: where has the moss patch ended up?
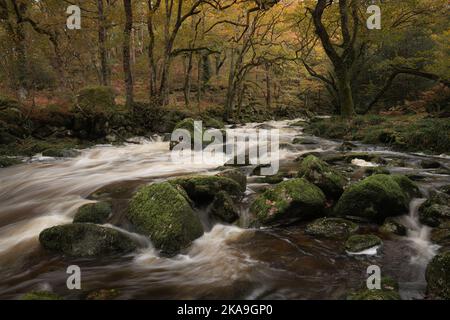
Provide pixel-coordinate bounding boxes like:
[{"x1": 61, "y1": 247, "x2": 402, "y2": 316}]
[
  {"x1": 305, "y1": 217, "x2": 358, "y2": 239},
  {"x1": 250, "y1": 178, "x2": 326, "y2": 225},
  {"x1": 127, "y1": 182, "x2": 203, "y2": 254},
  {"x1": 73, "y1": 202, "x2": 112, "y2": 224},
  {"x1": 426, "y1": 251, "x2": 450, "y2": 299},
  {"x1": 345, "y1": 234, "x2": 382, "y2": 252}
]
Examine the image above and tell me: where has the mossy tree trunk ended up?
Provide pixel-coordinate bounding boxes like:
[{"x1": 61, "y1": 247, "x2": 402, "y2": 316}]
[{"x1": 122, "y1": 0, "x2": 134, "y2": 109}]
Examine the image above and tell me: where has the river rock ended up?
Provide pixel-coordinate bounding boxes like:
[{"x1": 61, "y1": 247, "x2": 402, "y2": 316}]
[
  {"x1": 21, "y1": 291, "x2": 63, "y2": 300},
  {"x1": 305, "y1": 217, "x2": 358, "y2": 240},
  {"x1": 379, "y1": 218, "x2": 407, "y2": 236},
  {"x1": 345, "y1": 234, "x2": 382, "y2": 253},
  {"x1": 73, "y1": 201, "x2": 112, "y2": 224},
  {"x1": 216, "y1": 169, "x2": 247, "y2": 192},
  {"x1": 420, "y1": 159, "x2": 441, "y2": 169},
  {"x1": 250, "y1": 178, "x2": 326, "y2": 225},
  {"x1": 297, "y1": 155, "x2": 347, "y2": 200},
  {"x1": 430, "y1": 222, "x2": 450, "y2": 249},
  {"x1": 426, "y1": 251, "x2": 450, "y2": 299},
  {"x1": 347, "y1": 277, "x2": 401, "y2": 300},
  {"x1": 210, "y1": 191, "x2": 239, "y2": 223},
  {"x1": 0, "y1": 156, "x2": 21, "y2": 168},
  {"x1": 334, "y1": 174, "x2": 417, "y2": 222},
  {"x1": 127, "y1": 182, "x2": 203, "y2": 254},
  {"x1": 170, "y1": 175, "x2": 242, "y2": 204},
  {"x1": 39, "y1": 223, "x2": 137, "y2": 257},
  {"x1": 419, "y1": 190, "x2": 450, "y2": 227}
]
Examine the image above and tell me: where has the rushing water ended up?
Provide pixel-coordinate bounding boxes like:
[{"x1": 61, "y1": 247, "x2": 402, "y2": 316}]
[{"x1": 0, "y1": 119, "x2": 449, "y2": 300}]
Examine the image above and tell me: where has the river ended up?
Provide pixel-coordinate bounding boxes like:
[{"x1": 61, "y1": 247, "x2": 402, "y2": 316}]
[{"x1": 0, "y1": 119, "x2": 449, "y2": 300}]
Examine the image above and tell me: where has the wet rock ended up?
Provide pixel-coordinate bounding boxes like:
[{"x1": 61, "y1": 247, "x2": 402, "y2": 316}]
[
  {"x1": 292, "y1": 137, "x2": 316, "y2": 145},
  {"x1": 419, "y1": 191, "x2": 450, "y2": 227},
  {"x1": 210, "y1": 191, "x2": 239, "y2": 223},
  {"x1": 39, "y1": 223, "x2": 137, "y2": 257},
  {"x1": 334, "y1": 174, "x2": 417, "y2": 222},
  {"x1": 364, "y1": 167, "x2": 390, "y2": 176},
  {"x1": 73, "y1": 202, "x2": 112, "y2": 224},
  {"x1": 420, "y1": 159, "x2": 441, "y2": 169},
  {"x1": 250, "y1": 178, "x2": 326, "y2": 225},
  {"x1": 42, "y1": 148, "x2": 81, "y2": 158},
  {"x1": 86, "y1": 289, "x2": 120, "y2": 300},
  {"x1": 21, "y1": 291, "x2": 63, "y2": 300},
  {"x1": 337, "y1": 141, "x2": 357, "y2": 152},
  {"x1": 297, "y1": 155, "x2": 347, "y2": 200},
  {"x1": 0, "y1": 156, "x2": 21, "y2": 168},
  {"x1": 379, "y1": 218, "x2": 407, "y2": 236},
  {"x1": 127, "y1": 182, "x2": 203, "y2": 254},
  {"x1": 430, "y1": 222, "x2": 450, "y2": 249},
  {"x1": 426, "y1": 251, "x2": 450, "y2": 299},
  {"x1": 255, "y1": 173, "x2": 286, "y2": 184},
  {"x1": 216, "y1": 169, "x2": 247, "y2": 193},
  {"x1": 347, "y1": 276, "x2": 400, "y2": 300},
  {"x1": 345, "y1": 234, "x2": 382, "y2": 253},
  {"x1": 170, "y1": 175, "x2": 242, "y2": 204},
  {"x1": 323, "y1": 152, "x2": 387, "y2": 165},
  {"x1": 169, "y1": 118, "x2": 204, "y2": 150},
  {"x1": 305, "y1": 217, "x2": 358, "y2": 240}
]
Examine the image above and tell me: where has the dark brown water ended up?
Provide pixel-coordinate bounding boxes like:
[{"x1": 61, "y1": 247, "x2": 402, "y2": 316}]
[{"x1": 0, "y1": 120, "x2": 449, "y2": 300}]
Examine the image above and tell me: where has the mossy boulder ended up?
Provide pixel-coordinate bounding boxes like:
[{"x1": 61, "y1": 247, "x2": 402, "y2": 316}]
[
  {"x1": 430, "y1": 223, "x2": 450, "y2": 249},
  {"x1": 297, "y1": 155, "x2": 346, "y2": 199},
  {"x1": 216, "y1": 169, "x2": 247, "y2": 192},
  {"x1": 21, "y1": 291, "x2": 63, "y2": 300},
  {"x1": 0, "y1": 156, "x2": 21, "y2": 168},
  {"x1": 419, "y1": 191, "x2": 450, "y2": 227},
  {"x1": 347, "y1": 276, "x2": 401, "y2": 300},
  {"x1": 426, "y1": 251, "x2": 450, "y2": 299},
  {"x1": 345, "y1": 234, "x2": 382, "y2": 253},
  {"x1": 127, "y1": 182, "x2": 203, "y2": 254},
  {"x1": 39, "y1": 223, "x2": 137, "y2": 257},
  {"x1": 365, "y1": 167, "x2": 390, "y2": 176},
  {"x1": 86, "y1": 289, "x2": 120, "y2": 300},
  {"x1": 202, "y1": 116, "x2": 225, "y2": 129},
  {"x1": 170, "y1": 175, "x2": 242, "y2": 204},
  {"x1": 380, "y1": 218, "x2": 407, "y2": 236},
  {"x1": 334, "y1": 174, "x2": 416, "y2": 222},
  {"x1": 250, "y1": 178, "x2": 326, "y2": 225},
  {"x1": 170, "y1": 118, "x2": 203, "y2": 150},
  {"x1": 305, "y1": 217, "x2": 358, "y2": 240},
  {"x1": 73, "y1": 202, "x2": 112, "y2": 224},
  {"x1": 210, "y1": 191, "x2": 239, "y2": 223},
  {"x1": 76, "y1": 86, "x2": 116, "y2": 115}
]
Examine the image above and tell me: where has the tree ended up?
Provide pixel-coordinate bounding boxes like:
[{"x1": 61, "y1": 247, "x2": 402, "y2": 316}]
[{"x1": 123, "y1": 0, "x2": 133, "y2": 108}]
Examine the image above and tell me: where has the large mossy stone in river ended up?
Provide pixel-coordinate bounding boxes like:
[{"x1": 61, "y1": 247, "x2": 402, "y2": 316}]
[
  {"x1": 347, "y1": 276, "x2": 400, "y2": 300},
  {"x1": 216, "y1": 169, "x2": 247, "y2": 193},
  {"x1": 39, "y1": 224, "x2": 137, "y2": 257},
  {"x1": 21, "y1": 291, "x2": 63, "y2": 300},
  {"x1": 297, "y1": 155, "x2": 346, "y2": 199},
  {"x1": 419, "y1": 191, "x2": 450, "y2": 227},
  {"x1": 170, "y1": 175, "x2": 242, "y2": 204},
  {"x1": 426, "y1": 251, "x2": 450, "y2": 299},
  {"x1": 345, "y1": 234, "x2": 382, "y2": 253},
  {"x1": 305, "y1": 217, "x2": 358, "y2": 240},
  {"x1": 73, "y1": 202, "x2": 112, "y2": 224},
  {"x1": 127, "y1": 182, "x2": 203, "y2": 254},
  {"x1": 334, "y1": 174, "x2": 415, "y2": 222},
  {"x1": 379, "y1": 217, "x2": 407, "y2": 236},
  {"x1": 210, "y1": 191, "x2": 239, "y2": 224},
  {"x1": 250, "y1": 178, "x2": 326, "y2": 225}
]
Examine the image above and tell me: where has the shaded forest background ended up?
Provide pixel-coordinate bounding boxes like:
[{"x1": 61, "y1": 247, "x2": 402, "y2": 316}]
[{"x1": 0, "y1": 0, "x2": 449, "y2": 131}]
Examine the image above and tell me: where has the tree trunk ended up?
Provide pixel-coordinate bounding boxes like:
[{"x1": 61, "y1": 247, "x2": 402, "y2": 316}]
[
  {"x1": 183, "y1": 53, "x2": 193, "y2": 106},
  {"x1": 97, "y1": 0, "x2": 110, "y2": 86},
  {"x1": 335, "y1": 68, "x2": 355, "y2": 117},
  {"x1": 123, "y1": 0, "x2": 134, "y2": 108},
  {"x1": 147, "y1": 0, "x2": 158, "y2": 99},
  {"x1": 264, "y1": 63, "x2": 271, "y2": 108}
]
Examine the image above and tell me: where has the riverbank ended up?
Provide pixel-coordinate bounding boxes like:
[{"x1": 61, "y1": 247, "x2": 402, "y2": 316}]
[{"x1": 304, "y1": 115, "x2": 450, "y2": 155}]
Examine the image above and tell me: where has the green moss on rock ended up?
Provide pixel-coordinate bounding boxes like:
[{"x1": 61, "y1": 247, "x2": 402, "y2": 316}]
[
  {"x1": 170, "y1": 175, "x2": 242, "y2": 204},
  {"x1": 347, "y1": 289, "x2": 401, "y2": 300},
  {"x1": 345, "y1": 234, "x2": 382, "y2": 253},
  {"x1": 127, "y1": 182, "x2": 203, "y2": 254},
  {"x1": 210, "y1": 191, "x2": 239, "y2": 223},
  {"x1": 86, "y1": 289, "x2": 120, "y2": 300},
  {"x1": 39, "y1": 223, "x2": 136, "y2": 257},
  {"x1": 21, "y1": 291, "x2": 63, "y2": 300},
  {"x1": 379, "y1": 218, "x2": 407, "y2": 236},
  {"x1": 73, "y1": 202, "x2": 112, "y2": 224},
  {"x1": 419, "y1": 191, "x2": 450, "y2": 227},
  {"x1": 216, "y1": 169, "x2": 247, "y2": 192},
  {"x1": 297, "y1": 155, "x2": 346, "y2": 199},
  {"x1": 426, "y1": 251, "x2": 450, "y2": 299},
  {"x1": 305, "y1": 217, "x2": 358, "y2": 239},
  {"x1": 250, "y1": 178, "x2": 326, "y2": 225},
  {"x1": 334, "y1": 174, "x2": 414, "y2": 222},
  {"x1": 0, "y1": 156, "x2": 21, "y2": 168}
]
